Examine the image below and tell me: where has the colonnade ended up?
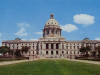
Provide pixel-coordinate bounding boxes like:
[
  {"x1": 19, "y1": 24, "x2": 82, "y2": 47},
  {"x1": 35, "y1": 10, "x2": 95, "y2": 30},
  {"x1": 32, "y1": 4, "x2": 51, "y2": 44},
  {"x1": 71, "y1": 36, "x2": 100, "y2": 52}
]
[{"x1": 43, "y1": 28, "x2": 61, "y2": 37}]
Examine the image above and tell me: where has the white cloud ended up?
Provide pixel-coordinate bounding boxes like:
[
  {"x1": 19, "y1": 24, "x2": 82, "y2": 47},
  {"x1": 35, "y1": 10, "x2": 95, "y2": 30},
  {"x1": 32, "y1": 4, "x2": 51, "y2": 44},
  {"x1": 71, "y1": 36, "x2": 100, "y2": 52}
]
[
  {"x1": 61, "y1": 24, "x2": 78, "y2": 32},
  {"x1": 15, "y1": 27, "x2": 28, "y2": 37},
  {"x1": 30, "y1": 39, "x2": 38, "y2": 41},
  {"x1": 17, "y1": 22, "x2": 30, "y2": 27},
  {"x1": 74, "y1": 14, "x2": 95, "y2": 26},
  {"x1": 0, "y1": 33, "x2": 2, "y2": 37},
  {"x1": 34, "y1": 32, "x2": 42, "y2": 35},
  {"x1": 95, "y1": 38, "x2": 100, "y2": 40}
]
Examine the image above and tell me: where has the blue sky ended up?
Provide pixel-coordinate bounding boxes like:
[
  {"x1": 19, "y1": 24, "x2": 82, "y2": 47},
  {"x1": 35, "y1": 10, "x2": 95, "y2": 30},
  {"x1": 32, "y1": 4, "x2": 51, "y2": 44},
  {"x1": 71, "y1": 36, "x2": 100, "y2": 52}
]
[{"x1": 0, "y1": 0, "x2": 100, "y2": 46}]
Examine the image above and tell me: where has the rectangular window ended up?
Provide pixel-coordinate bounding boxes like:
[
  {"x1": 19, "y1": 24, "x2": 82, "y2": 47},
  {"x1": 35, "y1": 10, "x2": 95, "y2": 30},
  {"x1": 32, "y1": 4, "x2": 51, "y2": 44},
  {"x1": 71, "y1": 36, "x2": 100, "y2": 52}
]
[
  {"x1": 41, "y1": 51, "x2": 42, "y2": 54},
  {"x1": 77, "y1": 46, "x2": 79, "y2": 49},
  {"x1": 41, "y1": 46, "x2": 42, "y2": 49},
  {"x1": 66, "y1": 46, "x2": 68, "y2": 49}
]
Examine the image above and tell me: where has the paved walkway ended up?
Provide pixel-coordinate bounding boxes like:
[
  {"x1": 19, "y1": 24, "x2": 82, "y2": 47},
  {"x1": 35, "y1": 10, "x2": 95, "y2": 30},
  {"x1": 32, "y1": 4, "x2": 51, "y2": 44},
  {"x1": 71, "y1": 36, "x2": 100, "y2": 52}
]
[
  {"x1": 0, "y1": 58, "x2": 100, "y2": 66},
  {"x1": 0, "y1": 59, "x2": 38, "y2": 66},
  {"x1": 67, "y1": 59, "x2": 100, "y2": 65}
]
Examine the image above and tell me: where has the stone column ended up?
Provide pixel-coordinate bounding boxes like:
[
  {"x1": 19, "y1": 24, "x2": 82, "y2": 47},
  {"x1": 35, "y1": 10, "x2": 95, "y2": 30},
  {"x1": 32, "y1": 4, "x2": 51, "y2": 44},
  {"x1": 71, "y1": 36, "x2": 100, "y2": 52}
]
[
  {"x1": 49, "y1": 29, "x2": 51, "y2": 35},
  {"x1": 49, "y1": 44, "x2": 51, "y2": 49},
  {"x1": 54, "y1": 51, "x2": 56, "y2": 55},
  {"x1": 34, "y1": 51, "x2": 36, "y2": 54},
  {"x1": 39, "y1": 43, "x2": 41, "y2": 49},
  {"x1": 49, "y1": 51, "x2": 51, "y2": 55},
  {"x1": 54, "y1": 44, "x2": 56, "y2": 49},
  {"x1": 43, "y1": 44, "x2": 46, "y2": 50}
]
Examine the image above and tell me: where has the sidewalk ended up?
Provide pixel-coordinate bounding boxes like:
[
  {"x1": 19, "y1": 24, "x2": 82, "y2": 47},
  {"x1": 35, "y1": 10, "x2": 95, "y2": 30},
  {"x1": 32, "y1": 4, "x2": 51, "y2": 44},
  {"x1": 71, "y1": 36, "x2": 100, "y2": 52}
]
[
  {"x1": 68, "y1": 59, "x2": 100, "y2": 65},
  {"x1": 0, "y1": 59, "x2": 37, "y2": 66}
]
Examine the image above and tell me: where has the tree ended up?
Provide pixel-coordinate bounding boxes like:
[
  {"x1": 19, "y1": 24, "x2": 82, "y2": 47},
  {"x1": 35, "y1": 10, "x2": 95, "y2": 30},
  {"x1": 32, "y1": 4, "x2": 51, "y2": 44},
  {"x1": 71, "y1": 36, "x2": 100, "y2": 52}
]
[
  {"x1": 14, "y1": 49, "x2": 21, "y2": 57},
  {"x1": 79, "y1": 47, "x2": 87, "y2": 55},
  {"x1": 95, "y1": 46, "x2": 100, "y2": 57},
  {"x1": 21, "y1": 46, "x2": 29, "y2": 54},
  {"x1": 79, "y1": 45, "x2": 91, "y2": 57},
  {"x1": 0, "y1": 46, "x2": 10, "y2": 57},
  {"x1": 92, "y1": 51, "x2": 97, "y2": 57}
]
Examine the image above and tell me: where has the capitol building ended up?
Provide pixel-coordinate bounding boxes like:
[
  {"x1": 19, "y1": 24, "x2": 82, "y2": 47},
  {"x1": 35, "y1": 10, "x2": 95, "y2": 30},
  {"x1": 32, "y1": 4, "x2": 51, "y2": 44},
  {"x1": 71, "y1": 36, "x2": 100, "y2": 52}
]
[{"x1": 2, "y1": 13, "x2": 100, "y2": 59}]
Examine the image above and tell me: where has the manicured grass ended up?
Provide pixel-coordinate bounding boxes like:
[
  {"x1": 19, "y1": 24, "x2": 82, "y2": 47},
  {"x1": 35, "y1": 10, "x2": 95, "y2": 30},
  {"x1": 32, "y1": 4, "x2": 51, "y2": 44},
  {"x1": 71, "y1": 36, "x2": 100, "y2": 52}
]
[{"x1": 0, "y1": 59, "x2": 100, "y2": 75}]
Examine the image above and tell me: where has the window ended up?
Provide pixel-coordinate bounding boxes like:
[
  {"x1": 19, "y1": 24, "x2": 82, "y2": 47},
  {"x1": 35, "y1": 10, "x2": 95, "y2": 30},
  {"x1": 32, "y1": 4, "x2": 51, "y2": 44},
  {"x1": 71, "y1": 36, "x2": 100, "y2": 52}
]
[
  {"x1": 5, "y1": 44, "x2": 6, "y2": 46},
  {"x1": 70, "y1": 51, "x2": 72, "y2": 54},
  {"x1": 56, "y1": 51, "x2": 58, "y2": 55},
  {"x1": 56, "y1": 44, "x2": 58, "y2": 49},
  {"x1": 46, "y1": 44, "x2": 49, "y2": 49},
  {"x1": 41, "y1": 51, "x2": 42, "y2": 54},
  {"x1": 51, "y1": 51, "x2": 53, "y2": 55},
  {"x1": 33, "y1": 47, "x2": 34, "y2": 49},
  {"x1": 77, "y1": 46, "x2": 79, "y2": 49},
  {"x1": 66, "y1": 51, "x2": 68, "y2": 54},
  {"x1": 41, "y1": 46, "x2": 42, "y2": 49},
  {"x1": 62, "y1": 51, "x2": 64, "y2": 54},
  {"x1": 51, "y1": 44, "x2": 53, "y2": 49},
  {"x1": 56, "y1": 31, "x2": 57, "y2": 34},
  {"x1": 46, "y1": 51, "x2": 48, "y2": 55},
  {"x1": 33, "y1": 51, "x2": 34, "y2": 54},
  {"x1": 74, "y1": 51, "x2": 75, "y2": 54},
  {"x1": 66, "y1": 46, "x2": 68, "y2": 49},
  {"x1": 62, "y1": 43, "x2": 64, "y2": 49},
  {"x1": 78, "y1": 51, "x2": 79, "y2": 54},
  {"x1": 74, "y1": 46, "x2": 75, "y2": 49}
]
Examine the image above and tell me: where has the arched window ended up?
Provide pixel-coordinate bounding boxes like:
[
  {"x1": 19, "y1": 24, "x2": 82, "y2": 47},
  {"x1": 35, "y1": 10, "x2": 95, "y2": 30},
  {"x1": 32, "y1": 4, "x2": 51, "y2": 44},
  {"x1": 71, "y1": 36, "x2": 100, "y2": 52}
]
[
  {"x1": 46, "y1": 51, "x2": 48, "y2": 55},
  {"x1": 51, "y1": 51, "x2": 53, "y2": 55},
  {"x1": 56, "y1": 51, "x2": 58, "y2": 55}
]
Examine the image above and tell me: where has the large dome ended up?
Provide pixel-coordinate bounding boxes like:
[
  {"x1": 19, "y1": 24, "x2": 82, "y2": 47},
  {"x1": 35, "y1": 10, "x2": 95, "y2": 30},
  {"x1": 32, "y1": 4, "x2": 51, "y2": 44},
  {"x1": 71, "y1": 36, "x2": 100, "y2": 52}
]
[
  {"x1": 44, "y1": 13, "x2": 60, "y2": 29},
  {"x1": 45, "y1": 19, "x2": 59, "y2": 26}
]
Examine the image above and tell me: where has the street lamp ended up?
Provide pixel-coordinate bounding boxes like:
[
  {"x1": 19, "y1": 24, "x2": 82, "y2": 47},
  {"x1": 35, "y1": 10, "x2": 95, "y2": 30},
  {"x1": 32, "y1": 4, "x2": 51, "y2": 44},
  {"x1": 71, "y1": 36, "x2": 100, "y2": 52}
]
[
  {"x1": 90, "y1": 42, "x2": 92, "y2": 61},
  {"x1": 13, "y1": 44, "x2": 15, "y2": 61}
]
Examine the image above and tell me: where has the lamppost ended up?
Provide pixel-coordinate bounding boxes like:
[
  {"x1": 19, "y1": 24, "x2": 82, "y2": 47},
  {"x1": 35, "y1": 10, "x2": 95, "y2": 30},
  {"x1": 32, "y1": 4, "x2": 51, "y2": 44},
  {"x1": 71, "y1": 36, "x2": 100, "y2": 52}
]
[
  {"x1": 13, "y1": 44, "x2": 15, "y2": 61},
  {"x1": 90, "y1": 42, "x2": 92, "y2": 61}
]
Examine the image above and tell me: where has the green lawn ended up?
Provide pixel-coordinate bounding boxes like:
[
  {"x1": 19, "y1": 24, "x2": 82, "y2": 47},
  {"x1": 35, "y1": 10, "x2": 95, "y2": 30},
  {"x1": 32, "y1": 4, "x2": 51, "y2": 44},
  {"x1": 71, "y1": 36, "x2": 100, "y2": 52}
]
[{"x1": 0, "y1": 59, "x2": 100, "y2": 75}]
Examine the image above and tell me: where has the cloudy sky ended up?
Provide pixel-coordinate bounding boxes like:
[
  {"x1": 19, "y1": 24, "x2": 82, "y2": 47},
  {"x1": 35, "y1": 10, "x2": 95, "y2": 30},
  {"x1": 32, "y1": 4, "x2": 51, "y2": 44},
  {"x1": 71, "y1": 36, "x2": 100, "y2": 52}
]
[{"x1": 0, "y1": 0, "x2": 100, "y2": 46}]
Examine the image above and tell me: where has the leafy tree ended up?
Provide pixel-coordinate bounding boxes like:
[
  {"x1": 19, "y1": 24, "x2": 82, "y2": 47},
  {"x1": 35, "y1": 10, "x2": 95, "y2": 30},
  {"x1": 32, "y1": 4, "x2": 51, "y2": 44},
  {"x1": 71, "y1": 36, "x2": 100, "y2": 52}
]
[
  {"x1": 79, "y1": 45, "x2": 91, "y2": 56},
  {"x1": 92, "y1": 51, "x2": 97, "y2": 57},
  {"x1": 0, "y1": 46, "x2": 10, "y2": 57},
  {"x1": 14, "y1": 49, "x2": 21, "y2": 57},
  {"x1": 95, "y1": 46, "x2": 100, "y2": 57},
  {"x1": 79, "y1": 47, "x2": 87, "y2": 55},
  {"x1": 21, "y1": 46, "x2": 29, "y2": 54}
]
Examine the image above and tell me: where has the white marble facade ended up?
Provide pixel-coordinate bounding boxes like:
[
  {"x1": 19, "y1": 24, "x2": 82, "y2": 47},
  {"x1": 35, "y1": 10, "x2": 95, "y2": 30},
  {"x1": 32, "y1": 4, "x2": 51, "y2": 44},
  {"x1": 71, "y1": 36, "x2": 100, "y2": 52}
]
[{"x1": 2, "y1": 13, "x2": 100, "y2": 59}]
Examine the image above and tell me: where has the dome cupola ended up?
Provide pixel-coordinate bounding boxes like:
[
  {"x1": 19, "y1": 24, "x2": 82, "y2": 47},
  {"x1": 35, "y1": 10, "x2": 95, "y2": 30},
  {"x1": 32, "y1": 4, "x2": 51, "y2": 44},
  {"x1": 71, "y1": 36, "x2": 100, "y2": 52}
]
[{"x1": 43, "y1": 13, "x2": 62, "y2": 38}]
